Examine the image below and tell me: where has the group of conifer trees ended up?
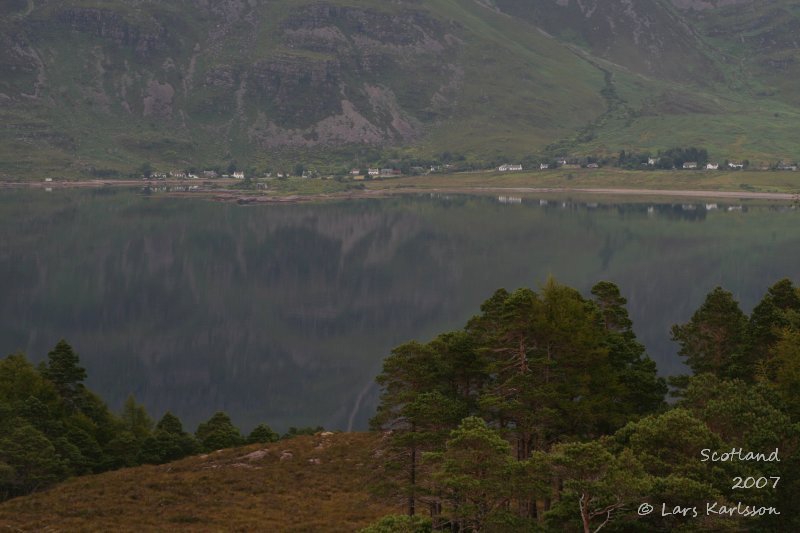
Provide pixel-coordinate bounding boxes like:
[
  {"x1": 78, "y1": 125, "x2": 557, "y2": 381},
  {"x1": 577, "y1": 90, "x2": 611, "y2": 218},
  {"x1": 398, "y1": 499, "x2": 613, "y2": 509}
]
[
  {"x1": 0, "y1": 341, "x2": 284, "y2": 501},
  {"x1": 367, "y1": 279, "x2": 800, "y2": 532}
]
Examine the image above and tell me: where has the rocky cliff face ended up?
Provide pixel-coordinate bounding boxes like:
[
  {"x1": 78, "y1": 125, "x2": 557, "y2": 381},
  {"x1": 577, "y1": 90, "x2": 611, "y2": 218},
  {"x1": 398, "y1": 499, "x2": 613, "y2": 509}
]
[
  {"x1": 55, "y1": 8, "x2": 169, "y2": 57},
  {"x1": 238, "y1": 3, "x2": 459, "y2": 147},
  {"x1": 2, "y1": 1, "x2": 462, "y2": 152}
]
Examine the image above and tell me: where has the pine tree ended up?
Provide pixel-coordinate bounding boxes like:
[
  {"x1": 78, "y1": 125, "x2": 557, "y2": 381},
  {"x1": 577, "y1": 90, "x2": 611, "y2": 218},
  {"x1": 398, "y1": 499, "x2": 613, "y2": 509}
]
[
  {"x1": 371, "y1": 340, "x2": 468, "y2": 516},
  {"x1": 139, "y1": 411, "x2": 199, "y2": 464},
  {"x1": 0, "y1": 423, "x2": 67, "y2": 497},
  {"x1": 670, "y1": 287, "x2": 748, "y2": 380},
  {"x1": 426, "y1": 417, "x2": 520, "y2": 531},
  {"x1": 548, "y1": 442, "x2": 650, "y2": 533},
  {"x1": 195, "y1": 412, "x2": 243, "y2": 451},
  {"x1": 120, "y1": 395, "x2": 153, "y2": 442},
  {"x1": 591, "y1": 281, "x2": 667, "y2": 417},
  {"x1": 155, "y1": 411, "x2": 184, "y2": 435},
  {"x1": 746, "y1": 279, "x2": 800, "y2": 372},
  {"x1": 41, "y1": 340, "x2": 87, "y2": 409}
]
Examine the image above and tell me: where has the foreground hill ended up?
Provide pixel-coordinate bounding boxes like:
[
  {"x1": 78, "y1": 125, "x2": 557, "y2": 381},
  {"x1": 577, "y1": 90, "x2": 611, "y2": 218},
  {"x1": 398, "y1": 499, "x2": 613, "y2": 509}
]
[
  {"x1": 1, "y1": 0, "x2": 799, "y2": 178},
  {"x1": 0, "y1": 432, "x2": 394, "y2": 531}
]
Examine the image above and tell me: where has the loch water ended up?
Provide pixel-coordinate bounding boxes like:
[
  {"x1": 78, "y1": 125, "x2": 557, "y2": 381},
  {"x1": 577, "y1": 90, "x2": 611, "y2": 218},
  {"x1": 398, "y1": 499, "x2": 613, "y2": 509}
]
[{"x1": 1, "y1": 189, "x2": 797, "y2": 431}]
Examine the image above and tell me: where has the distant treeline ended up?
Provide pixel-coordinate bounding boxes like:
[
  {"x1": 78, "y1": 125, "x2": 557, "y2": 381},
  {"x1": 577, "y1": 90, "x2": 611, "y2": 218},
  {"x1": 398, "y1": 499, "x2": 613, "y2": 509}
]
[
  {"x1": 0, "y1": 342, "x2": 320, "y2": 501},
  {"x1": 365, "y1": 279, "x2": 800, "y2": 532}
]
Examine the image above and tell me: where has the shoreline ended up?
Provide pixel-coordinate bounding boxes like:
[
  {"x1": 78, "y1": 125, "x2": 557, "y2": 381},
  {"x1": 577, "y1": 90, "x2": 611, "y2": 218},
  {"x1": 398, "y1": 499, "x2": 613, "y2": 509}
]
[
  {"x1": 2, "y1": 178, "x2": 799, "y2": 203},
  {"x1": 465, "y1": 186, "x2": 799, "y2": 201},
  {"x1": 192, "y1": 185, "x2": 800, "y2": 204}
]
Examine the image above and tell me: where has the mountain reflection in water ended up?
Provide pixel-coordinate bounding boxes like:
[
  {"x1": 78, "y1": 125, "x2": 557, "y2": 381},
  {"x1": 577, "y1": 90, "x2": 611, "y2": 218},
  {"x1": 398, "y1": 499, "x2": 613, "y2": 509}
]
[{"x1": 0, "y1": 190, "x2": 797, "y2": 431}]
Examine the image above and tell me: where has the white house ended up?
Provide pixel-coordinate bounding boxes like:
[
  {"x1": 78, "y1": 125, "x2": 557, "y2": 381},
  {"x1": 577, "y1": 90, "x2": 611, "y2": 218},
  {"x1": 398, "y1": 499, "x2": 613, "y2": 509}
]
[
  {"x1": 648, "y1": 157, "x2": 659, "y2": 166},
  {"x1": 683, "y1": 162, "x2": 698, "y2": 169},
  {"x1": 233, "y1": 171, "x2": 245, "y2": 179},
  {"x1": 498, "y1": 164, "x2": 523, "y2": 172},
  {"x1": 728, "y1": 162, "x2": 744, "y2": 169},
  {"x1": 498, "y1": 196, "x2": 522, "y2": 204},
  {"x1": 368, "y1": 168, "x2": 379, "y2": 176},
  {"x1": 540, "y1": 163, "x2": 550, "y2": 170},
  {"x1": 706, "y1": 163, "x2": 719, "y2": 170}
]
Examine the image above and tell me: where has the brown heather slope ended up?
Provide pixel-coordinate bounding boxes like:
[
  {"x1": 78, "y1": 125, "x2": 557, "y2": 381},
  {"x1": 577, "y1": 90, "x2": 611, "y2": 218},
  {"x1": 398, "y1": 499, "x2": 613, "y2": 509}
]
[{"x1": 0, "y1": 432, "x2": 396, "y2": 532}]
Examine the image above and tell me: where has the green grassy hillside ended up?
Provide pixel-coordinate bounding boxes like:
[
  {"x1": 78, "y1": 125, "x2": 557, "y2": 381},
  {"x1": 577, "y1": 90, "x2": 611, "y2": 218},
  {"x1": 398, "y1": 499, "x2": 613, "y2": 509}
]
[{"x1": 0, "y1": 0, "x2": 799, "y2": 178}]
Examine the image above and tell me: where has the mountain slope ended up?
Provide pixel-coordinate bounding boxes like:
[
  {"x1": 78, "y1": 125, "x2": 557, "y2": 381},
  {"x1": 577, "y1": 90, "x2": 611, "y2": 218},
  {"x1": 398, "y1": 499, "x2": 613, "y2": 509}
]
[
  {"x1": 491, "y1": 0, "x2": 723, "y2": 83},
  {"x1": 0, "y1": 0, "x2": 798, "y2": 178},
  {"x1": 680, "y1": 0, "x2": 800, "y2": 105}
]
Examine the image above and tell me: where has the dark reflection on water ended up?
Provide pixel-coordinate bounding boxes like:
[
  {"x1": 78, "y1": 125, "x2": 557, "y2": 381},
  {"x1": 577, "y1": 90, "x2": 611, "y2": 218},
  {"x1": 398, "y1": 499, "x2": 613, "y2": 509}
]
[{"x1": 1, "y1": 189, "x2": 797, "y2": 431}]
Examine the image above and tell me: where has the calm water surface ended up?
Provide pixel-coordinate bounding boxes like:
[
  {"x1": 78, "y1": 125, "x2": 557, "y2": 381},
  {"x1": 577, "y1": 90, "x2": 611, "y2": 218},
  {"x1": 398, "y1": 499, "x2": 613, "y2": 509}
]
[{"x1": 1, "y1": 189, "x2": 797, "y2": 431}]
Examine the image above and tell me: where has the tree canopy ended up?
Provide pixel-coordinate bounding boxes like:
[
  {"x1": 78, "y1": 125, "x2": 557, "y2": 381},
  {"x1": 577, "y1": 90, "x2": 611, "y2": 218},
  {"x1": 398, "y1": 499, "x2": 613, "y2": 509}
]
[
  {"x1": 370, "y1": 279, "x2": 798, "y2": 531},
  {"x1": 0, "y1": 341, "x2": 288, "y2": 501}
]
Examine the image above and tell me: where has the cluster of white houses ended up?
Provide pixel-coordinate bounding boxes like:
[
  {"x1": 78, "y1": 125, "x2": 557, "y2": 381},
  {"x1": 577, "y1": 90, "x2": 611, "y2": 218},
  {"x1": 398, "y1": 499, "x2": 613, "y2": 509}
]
[
  {"x1": 152, "y1": 169, "x2": 284, "y2": 180},
  {"x1": 147, "y1": 170, "x2": 248, "y2": 179},
  {"x1": 497, "y1": 160, "x2": 599, "y2": 172},
  {"x1": 647, "y1": 157, "x2": 797, "y2": 171},
  {"x1": 349, "y1": 168, "x2": 403, "y2": 178},
  {"x1": 139, "y1": 156, "x2": 797, "y2": 181},
  {"x1": 495, "y1": 158, "x2": 797, "y2": 173}
]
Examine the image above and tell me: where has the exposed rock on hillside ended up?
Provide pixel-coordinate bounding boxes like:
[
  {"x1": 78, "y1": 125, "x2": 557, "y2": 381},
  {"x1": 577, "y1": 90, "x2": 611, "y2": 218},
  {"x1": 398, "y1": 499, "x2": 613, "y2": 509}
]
[
  {"x1": 0, "y1": 0, "x2": 798, "y2": 176},
  {"x1": 670, "y1": 0, "x2": 753, "y2": 10}
]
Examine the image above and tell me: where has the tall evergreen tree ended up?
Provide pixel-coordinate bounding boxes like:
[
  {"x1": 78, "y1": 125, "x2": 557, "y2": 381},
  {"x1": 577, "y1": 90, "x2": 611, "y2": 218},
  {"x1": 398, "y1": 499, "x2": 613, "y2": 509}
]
[
  {"x1": 139, "y1": 411, "x2": 198, "y2": 464},
  {"x1": 591, "y1": 281, "x2": 667, "y2": 416},
  {"x1": 155, "y1": 411, "x2": 184, "y2": 435},
  {"x1": 40, "y1": 340, "x2": 87, "y2": 409},
  {"x1": 120, "y1": 395, "x2": 153, "y2": 442},
  {"x1": 768, "y1": 328, "x2": 800, "y2": 420},
  {"x1": 371, "y1": 340, "x2": 469, "y2": 516},
  {"x1": 670, "y1": 287, "x2": 748, "y2": 380},
  {"x1": 469, "y1": 281, "x2": 626, "y2": 457},
  {"x1": 1, "y1": 354, "x2": 61, "y2": 410},
  {"x1": 426, "y1": 417, "x2": 521, "y2": 531},
  {"x1": 747, "y1": 278, "x2": 800, "y2": 370},
  {"x1": 548, "y1": 442, "x2": 650, "y2": 533}
]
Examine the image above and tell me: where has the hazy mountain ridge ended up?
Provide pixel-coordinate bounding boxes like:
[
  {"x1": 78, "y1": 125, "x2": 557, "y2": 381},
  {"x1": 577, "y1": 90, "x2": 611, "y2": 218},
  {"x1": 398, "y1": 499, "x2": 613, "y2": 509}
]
[{"x1": 0, "y1": 0, "x2": 798, "y2": 177}]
